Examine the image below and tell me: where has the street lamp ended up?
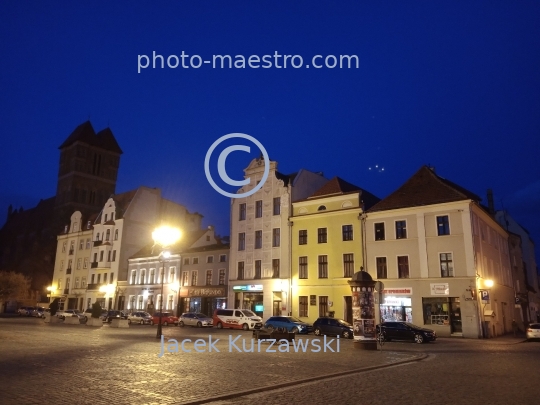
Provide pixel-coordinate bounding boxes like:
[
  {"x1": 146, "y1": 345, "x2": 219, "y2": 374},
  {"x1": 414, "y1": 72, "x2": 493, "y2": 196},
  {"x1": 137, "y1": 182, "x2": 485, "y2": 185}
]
[{"x1": 152, "y1": 226, "x2": 181, "y2": 339}]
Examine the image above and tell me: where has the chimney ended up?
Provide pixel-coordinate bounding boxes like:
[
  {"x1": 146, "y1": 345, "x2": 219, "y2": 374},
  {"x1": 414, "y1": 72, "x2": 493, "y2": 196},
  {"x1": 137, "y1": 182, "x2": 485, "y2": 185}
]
[{"x1": 487, "y1": 189, "x2": 495, "y2": 214}]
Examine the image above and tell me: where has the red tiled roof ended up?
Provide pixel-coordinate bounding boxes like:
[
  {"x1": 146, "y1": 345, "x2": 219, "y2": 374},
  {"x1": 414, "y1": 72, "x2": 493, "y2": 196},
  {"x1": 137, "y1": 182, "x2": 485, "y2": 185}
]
[
  {"x1": 368, "y1": 166, "x2": 481, "y2": 212},
  {"x1": 307, "y1": 177, "x2": 380, "y2": 209},
  {"x1": 58, "y1": 121, "x2": 123, "y2": 154}
]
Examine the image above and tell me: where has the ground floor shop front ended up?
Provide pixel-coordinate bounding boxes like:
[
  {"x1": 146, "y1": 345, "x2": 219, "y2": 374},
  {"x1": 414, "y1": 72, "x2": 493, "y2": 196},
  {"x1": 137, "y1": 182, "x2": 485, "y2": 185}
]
[
  {"x1": 228, "y1": 279, "x2": 290, "y2": 320},
  {"x1": 179, "y1": 286, "x2": 227, "y2": 317}
]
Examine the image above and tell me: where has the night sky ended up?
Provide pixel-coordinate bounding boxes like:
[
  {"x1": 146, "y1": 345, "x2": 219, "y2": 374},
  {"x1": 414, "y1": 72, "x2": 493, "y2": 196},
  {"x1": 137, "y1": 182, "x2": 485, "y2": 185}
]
[{"x1": 1, "y1": 2, "x2": 539, "y2": 258}]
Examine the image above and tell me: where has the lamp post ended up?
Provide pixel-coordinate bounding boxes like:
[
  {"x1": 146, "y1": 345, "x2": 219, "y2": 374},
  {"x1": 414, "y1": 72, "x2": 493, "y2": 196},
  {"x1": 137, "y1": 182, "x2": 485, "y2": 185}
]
[{"x1": 152, "y1": 226, "x2": 181, "y2": 339}]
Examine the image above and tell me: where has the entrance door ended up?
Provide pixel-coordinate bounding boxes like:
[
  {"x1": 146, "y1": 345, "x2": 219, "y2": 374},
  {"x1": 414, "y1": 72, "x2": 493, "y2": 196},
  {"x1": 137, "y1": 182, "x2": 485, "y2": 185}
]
[
  {"x1": 344, "y1": 296, "x2": 352, "y2": 324},
  {"x1": 273, "y1": 301, "x2": 281, "y2": 316},
  {"x1": 449, "y1": 298, "x2": 462, "y2": 333}
]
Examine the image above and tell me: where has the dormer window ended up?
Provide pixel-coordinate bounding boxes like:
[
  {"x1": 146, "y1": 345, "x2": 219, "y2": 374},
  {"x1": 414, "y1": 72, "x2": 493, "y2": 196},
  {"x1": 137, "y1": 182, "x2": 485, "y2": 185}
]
[
  {"x1": 96, "y1": 232, "x2": 100, "y2": 241},
  {"x1": 317, "y1": 205, "x2": 327, "y2": 211},
  {"x1": 104, "y1": 214, "x2": 108, "y2": 222}
]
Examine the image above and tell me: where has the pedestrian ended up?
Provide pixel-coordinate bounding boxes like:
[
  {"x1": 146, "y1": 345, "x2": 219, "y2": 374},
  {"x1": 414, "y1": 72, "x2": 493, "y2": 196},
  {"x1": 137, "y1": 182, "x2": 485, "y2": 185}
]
[{"x1": 512, "y1": 319, "x2": 518, "y2": 336}]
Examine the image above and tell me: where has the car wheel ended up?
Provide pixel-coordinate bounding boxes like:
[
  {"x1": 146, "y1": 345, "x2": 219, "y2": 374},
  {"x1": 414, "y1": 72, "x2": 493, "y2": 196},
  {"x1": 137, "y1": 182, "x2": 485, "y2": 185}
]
[
  {"x1": 217, "y1": 322, "x2": 223, "y2": 329},
  {"x1": 267, "y1": 325, "x2": 274, "y2": 332},
  {"x1": 178, "y1": 321, "x2": 185, "y2": 327},
  {"x1": 414, "y1": 334, "x2": 424, "y2": 344},
  {"x1": 242, "y1": 323, "x2": 249, "y2": 331},
  {"x1": 163, "y1": 321, "x2": 168, "y2": 326},
  {"x1": 197, "y1": 321, "x2": 202, "y2": 328},
  {"x1": 314, "y1": 327, "x2": 321, "y2": 336},
  {"x1": 342, "y1": 330, "x2": 351, "y2": 339},
  {"x1": 291, "y1": 327, "x2": 299, "y2": 334}
]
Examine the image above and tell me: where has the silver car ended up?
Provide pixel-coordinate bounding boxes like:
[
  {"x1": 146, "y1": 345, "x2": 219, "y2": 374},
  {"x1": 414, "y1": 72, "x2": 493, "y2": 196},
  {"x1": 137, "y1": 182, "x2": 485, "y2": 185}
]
[
  {"x1": 127, "y1": 311, "x2": 152, "y2": 325},
  {"x1": 179, "y1": 312, "x2": 213, "y2": 327}
]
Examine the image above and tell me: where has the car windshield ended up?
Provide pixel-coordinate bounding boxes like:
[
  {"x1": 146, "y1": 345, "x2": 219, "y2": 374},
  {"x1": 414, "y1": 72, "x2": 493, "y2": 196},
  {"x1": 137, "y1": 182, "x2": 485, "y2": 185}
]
[
  {"x1": 338, "y1": 319, "x2": 352, "y2": 326},
  {"x1": 195, "y1": 313, "x2": 208, "y2": 318},
  {"x1": 530, "y1": 324, "x2": 540, "y2": 329},
  {"x1": 289, "y1": 317, "x2": 303, "y2": 323},
  {"x1": 242, "y1": 310, "x2": 256, "y2": 317},
  {"x1": 404, "y1": 322, "x2": 423, "y2": 329}
]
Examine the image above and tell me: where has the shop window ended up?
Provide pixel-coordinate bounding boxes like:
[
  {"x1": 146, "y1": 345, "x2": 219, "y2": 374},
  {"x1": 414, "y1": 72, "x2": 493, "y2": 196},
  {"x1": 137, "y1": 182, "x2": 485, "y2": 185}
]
[
  {"x1": 254, "y1": 260, "x2": 262, "y2": 279},
  {"x1": 318, "y1": 228, "x2": 327, "y2": 243},
  {"x1": 342, "y1": 225, "x2": 353, "y2": 241},
  {"x1": 318, "y1": 255, "x2": 328, "y2": 278},
  {"x1": 299, "y1": 230, "x2": 307, "y2": 245},
  {"x1": 255, "y1": 200, "x2": 263, "y2": 218},
  {"x1": 437, "y1": 215, "x2": 450, "y2": 236},
  {"x1": 343, "y1": 253, "x2": 354, "y2": 277},
  {"x1": 440, "y1": 253, "x2": 454, "y2": 277},
  {"x1": 375, "y1": 223, "x2": 385, "y2": 241},
  {"x1": 395, "y1": 220, "x2": 407, "y2": 239},
  {"x1": 422, "y1": 297, "x2": 450, "y2": 325},
  {"x1": 397, "y1": 256, "x2": 409, "y2": 278},
  {"x1": 376, "y1": 257, "x2": 387, "y2": 279},
  {"x1": 299, "y1": 296, "x2": 308, "y2": 317},
  {"x1": 299, "y1": 256, "x2": 308, "y2": 279}
]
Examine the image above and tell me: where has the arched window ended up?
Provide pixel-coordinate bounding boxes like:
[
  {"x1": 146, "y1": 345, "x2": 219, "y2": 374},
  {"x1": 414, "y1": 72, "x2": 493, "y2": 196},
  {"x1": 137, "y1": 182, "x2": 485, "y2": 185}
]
[
  {"x1": 106, "y1": 229, "x2": 111, "y2": 241},
  {"x1": 114, "y1": 229, "x2": 119, "y2": 240},
  {"x1": 318, "y1": 205, "x2": 327, "y2": 211}
]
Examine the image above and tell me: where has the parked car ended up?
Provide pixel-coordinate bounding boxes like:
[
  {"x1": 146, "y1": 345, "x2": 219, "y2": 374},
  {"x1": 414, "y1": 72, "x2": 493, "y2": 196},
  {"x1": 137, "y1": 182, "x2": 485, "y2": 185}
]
[
  {"x1": 179, "y1": 312, "x2": 213, "y2": 327},
  {"x1": 56, "y1": 309, "x2": 86, "y2": 321},
  {"x1": 83, "y1": 309, "x2": 109, "y2": 321},
  {"x1": 151, "y1": 312, "x2": 179, "y2": 326},
  {"x1": 213, "y1": 309, "x2": 263, "y2": 330},
  {"x1": 127, "y1": 311, "x2": 153, "y2": 325},
  {"x1": 104, "y1": 310, "x2": 128, "y2": 323},
  {"x1": 31, "y1": 307, "x2": 47, "y2": 318},
  {"x1": 313, "y1": 317, "x2": 354, "y2": 339},
  {"x1": 18, "y1": 306, "x2": 35, "y2": 316},
  {"x1": 264, "y1": 316, "x2": 312, "y2": 334},
  {"x1": 376, "y1": 322, "x2": 437, "y2": 344},
  {"x1": 527, "y1": 323, "x2": 540, "y2": 340}
]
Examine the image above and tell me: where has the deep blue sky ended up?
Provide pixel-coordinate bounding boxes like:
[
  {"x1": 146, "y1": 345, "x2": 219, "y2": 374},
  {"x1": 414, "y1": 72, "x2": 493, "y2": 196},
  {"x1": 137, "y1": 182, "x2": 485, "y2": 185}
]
[{"x1": 1, "y1": 2, "x2": 539, "y2": 258}]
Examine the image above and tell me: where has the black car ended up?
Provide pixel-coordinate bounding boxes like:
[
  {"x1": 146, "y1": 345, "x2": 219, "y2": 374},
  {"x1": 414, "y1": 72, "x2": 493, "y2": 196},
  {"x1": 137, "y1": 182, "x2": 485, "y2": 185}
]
[
  {"x1": 104, "y1": 310, "x2": 128, "y2": 323},
  {"x1": 313, "y1": 317, "x2": 354, "y2": 339},
  {"x1": 376, "y1": 322, "x2": 436, "y2": 344}
]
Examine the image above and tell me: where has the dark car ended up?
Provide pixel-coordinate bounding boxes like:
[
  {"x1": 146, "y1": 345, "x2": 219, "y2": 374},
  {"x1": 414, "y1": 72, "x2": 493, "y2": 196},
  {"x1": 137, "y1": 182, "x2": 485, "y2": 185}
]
[
  {"x1": 104, "y1": 310, "x2": 128, "y2": 323},
  {"x1": 313, "y1": 317, "x2": 354, "y2": 339},
  {"x1": 264, "y1": 316, "x2": 312, "y2": 334},
  {"x1": 376, "y1": 321, "x2": 436, "y2": 344}
]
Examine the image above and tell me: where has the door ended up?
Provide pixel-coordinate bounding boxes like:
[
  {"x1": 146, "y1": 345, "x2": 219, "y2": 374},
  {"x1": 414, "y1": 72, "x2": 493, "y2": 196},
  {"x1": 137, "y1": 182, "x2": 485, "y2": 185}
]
[
  {"x1": 344, "y1": 296, "x2": 352, "y2": 324},
  {"x1": 273, "y1": 300, "x2": 281, "y2": 316},
  {"x1": 449, "y1": 298, "x2": 462, "y2": 333}
]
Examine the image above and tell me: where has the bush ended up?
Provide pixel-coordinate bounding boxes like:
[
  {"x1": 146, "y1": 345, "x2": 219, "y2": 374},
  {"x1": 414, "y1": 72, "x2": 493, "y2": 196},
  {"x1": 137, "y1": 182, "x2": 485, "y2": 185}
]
[
  {"x1": 49, "y1": 298, "x2": 59, "y2": 316},
  {"x1": 91, "y1": 302, "x2": 102, "y2": 318}
]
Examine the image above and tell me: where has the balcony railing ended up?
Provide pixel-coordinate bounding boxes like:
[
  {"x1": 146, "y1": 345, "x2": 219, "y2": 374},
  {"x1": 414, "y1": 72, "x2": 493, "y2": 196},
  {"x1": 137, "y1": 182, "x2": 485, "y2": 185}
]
[
  {"x1": 86, "y1": 283, "x2": 104, "y2": 291},
  {"x1": 66, "y1": 267, "x2": 72, "y2": 274},
  {"x1": 91, "y1": 262, "x2": 98, "y2": 268},
  {"x1": 63, "y1": 289, "x2": 69, "y2": 295},
  {"x1": 93, "y1": 240, "x2": 102, "y2": 247}
]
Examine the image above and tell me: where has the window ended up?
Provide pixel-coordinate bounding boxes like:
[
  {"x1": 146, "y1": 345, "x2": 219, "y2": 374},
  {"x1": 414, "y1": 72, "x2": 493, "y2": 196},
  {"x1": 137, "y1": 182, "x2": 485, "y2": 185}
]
[
  {"x1": 140, "y1": 270, "x2": 146, "y2": 284},
  {"x1": 319, "y1": 296, "x2": 328, "y2": 317},
  {"x1": 299, "y1": 230, "x2": 307, "y2": 245},
  {"x1": 75, "y1": 277, "x2": 80, "y2": 288},
  {"x1": 77, "y1": 258, "x2": 81, "y2": 270},
  {"x1": 182, "y1": 271, "x2": 189, "y2": 286},
  {"x1": 207, "y1": 256, "x2": 214, "y2": 264},
  {"x1": 299, "y1": 296, "x2": 308, "y2": 317},
  {"x1": 99, "y1": 251, "x2": 104, "y2": 262},
  {"x1": 193, "y1": 257, "x2": 199, "y2": 264},
  {"x1": 96, "y1": 233, "x2": 100, "y2": 241},
  {"x1": 206, "y1": 270, "x2": 212, "y2": 285},
  {"x1": 60, "y1": 260, "x2": 64, "y2": 271},
  {"x1": 239, "y1": 203, "x2": 246, "y2": 221},
  {"x1": 437, "y1": 216, "x2": 450, "y2": 235},
  {"x1": 440, "y1": 253, "x2": 454, "y2": 277},
  {"x1": 272, "y1": 228, "x2": 280, "y2": 247},
  {"x1": 376, "y1": 257, "x2": 387, "y2": 279},
  {"x1": 255, "y1": 200, "x2": 263, "y2": 218},
  {"x1": 343, "y1": 253, "x2": 354, "y2": 277},
  {"x1": 103, "y1": 273, "x2": 108, "y2": 283},
  {"x1": 112, "y1": 250, "x2": 116, "y2": 261},
  {"x1": 318, "y1": 255, "x2": 328, "y2": 278},
  {"x1": 273, "y1": 197, "x2": 281, "y2": 215},
  {"x1": 397, "y1": 256, "x2": 409, "y2": 278},
  {"x1": 375, "y1": 223, "x2": 385, "y2": 241},
  {"x1": 107, "y1": 251, "x2": 111, "y2": 262},
  {"x1": 79, "y1": 240, "x2": 84, "y2": 250},
  {"x1": 91, "y1": 274, "x2": 95, "y2": 284},
  {"x1": 299, "y1": 256, "x2": 308, "y2": 279},
  {"x1": 149, "y1": 269, "x2": 155, "y2": 284},
  {"x1": 342, "y1": 225, "x2": 353, "y2": 241},
  {"x1": 317, "y1": 228, "x2": 327, "y2": 243},
  {"x1": 97, "y1": 274, "x2": 101, "y2": 284},
  {"x1": 106, "y1": 229, "x2": 110, "y2": 241},
  {"x1": 83, "y1": 258, "x2": 88, "y2": 269},
  {"x1": 423, "y1": 297, "x2": 452, "y2": 325},
  {"x1": 238, "y1": 233, "x2": 246, "y2": 251},
  {"x1": 254, "y1": 260, "x2": 262, "y2": 279},
  {"x1": 131, "y1": 271, "x2": 136, "y2": 284},
  {"x1": 114, "y1": 229, "x2": 118, "y2": 240},
  {"x1": 237, "y1": 262, "x2": 245, "y2": 280},
  {"x1": 168, "y1": 295, "x2": 174, "y2": 311},
  {"x1": 110, "y1": 273, "x2": 114, "y2": 283},
  {"x1": 66, "y1": 278, "x2": 70, "y2": 289},
  {"x1": 395, "y1": 220, "x2": 407, "y2": 239},
  {"x1": 191, "y1": 271, "x2": 198, "y2": 286},
  {"x1": 86, "y1": 239, "x2": 90, "y2": 249},
  {"x1": 82, "y1": 277, "x2": 86, "y2": 288},
  {"x1": 317, "y1": 205, "x2": 326, "y2": 211},
  {"x1": 184, "y1": 258, "x2": 190, "y2": 265},
  {"x1": 62, "y1": 242, "x2": 66, "y2": 252},
  {"x1": 218, "y1": 269, "x2": 225, "y2": 285},
  {"x1": 272, "y1": 259, "x2": 280, "y2": 278},
  {"x1": 104, "y1": 214, "x2": 108, "y2": 222},
  {"x1": 219, "y1": 254, "x2": 227, "y2": 262},
  {"x1": 255, "y1": 230, "x2": 262, "y2": 249}
]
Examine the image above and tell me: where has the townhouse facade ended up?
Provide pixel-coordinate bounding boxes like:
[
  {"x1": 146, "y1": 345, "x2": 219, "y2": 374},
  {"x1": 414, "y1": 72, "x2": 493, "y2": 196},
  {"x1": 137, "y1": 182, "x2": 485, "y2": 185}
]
[
  {"x1": 365, "y1": 166, "x2": 514, "y2": 338},
  {"x1": 290, "y1": 177, "x2": 380, "y2": 324},
  {"x1": 126, "y1": 226, "x2": 229, "y2": 316},
  {"x1": 228, "y1": 157, "x2": 327, "y2": 319},
  {"x1": 50, "y1": 186, "x2": 202, "y2": 311}
]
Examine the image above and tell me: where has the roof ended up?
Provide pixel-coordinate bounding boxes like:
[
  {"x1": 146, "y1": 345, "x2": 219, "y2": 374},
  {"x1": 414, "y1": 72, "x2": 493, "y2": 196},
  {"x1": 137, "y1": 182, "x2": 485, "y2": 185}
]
[
  {"x1": 275, "y1": 171, "x2": 297, "y2": 186},
  {"x1": 368, "y1": 166, "x2": 481, "y2": 212},
  {"x1": 0, "y1": 197, "x2": 56, "y2": 235},
  {"x1": 307, "y1": 177, "x2": 380, "y2": 210},
  {"x1": 58, "y1": 121, "x2": 123, "y2": 154}
]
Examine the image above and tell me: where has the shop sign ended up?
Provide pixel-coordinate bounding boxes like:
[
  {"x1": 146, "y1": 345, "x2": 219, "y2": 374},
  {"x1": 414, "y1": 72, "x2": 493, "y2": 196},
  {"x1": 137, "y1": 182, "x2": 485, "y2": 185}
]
[
  {"x1": 188, "y1": 287, "x2": 226, "y2": 297},
  {"x1": 381, "y1": 287, "x2": 412, "y2": 295},
  {"x1": 232, "y1": 285, "x2": 263, "y2": 291},
  {"x1": 382, "y1": 297, "x2": 412, "y2": 306},
  {"x1": 430, "y1": 283, "x2": 449, "y2": 296}
]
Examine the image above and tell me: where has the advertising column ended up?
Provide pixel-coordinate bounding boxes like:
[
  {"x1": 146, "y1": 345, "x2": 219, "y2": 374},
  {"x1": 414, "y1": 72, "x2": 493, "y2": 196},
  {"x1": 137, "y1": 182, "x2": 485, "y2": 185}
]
[{"x1": 348, "y1": 270, "x2": 377, "y2": 350}]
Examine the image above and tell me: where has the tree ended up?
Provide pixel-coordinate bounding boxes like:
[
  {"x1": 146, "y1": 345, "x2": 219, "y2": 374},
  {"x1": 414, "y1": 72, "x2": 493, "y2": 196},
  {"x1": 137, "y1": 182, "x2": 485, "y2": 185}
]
[{"x1": 0, "y1": 271, "x2": 31, "y2": 301}]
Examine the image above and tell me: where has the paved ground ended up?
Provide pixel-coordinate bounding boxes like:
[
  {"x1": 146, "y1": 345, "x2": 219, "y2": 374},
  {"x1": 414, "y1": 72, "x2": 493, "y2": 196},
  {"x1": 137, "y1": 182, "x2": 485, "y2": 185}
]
[{"x1": 0, "y1": 317, "x2": 538, "y2": 405}]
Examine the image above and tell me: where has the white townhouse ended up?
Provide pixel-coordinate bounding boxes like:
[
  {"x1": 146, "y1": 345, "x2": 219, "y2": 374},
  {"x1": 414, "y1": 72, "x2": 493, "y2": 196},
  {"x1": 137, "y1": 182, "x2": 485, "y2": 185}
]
[
  {"x1": 365, "y1": 166, "x2": 514, "y2": 338},
  {"x1": 228, "y1": 157, "x2": 327, "y2": 320}
]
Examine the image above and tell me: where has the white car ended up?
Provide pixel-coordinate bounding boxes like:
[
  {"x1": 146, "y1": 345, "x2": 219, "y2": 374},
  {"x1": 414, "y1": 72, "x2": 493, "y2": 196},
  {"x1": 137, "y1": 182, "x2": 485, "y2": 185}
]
[
  {"x1": 179, "y1": 312, "x2": 213, "y2": 327},
  {"x1": 56, "y1": 309, "x2": 85, "y2": 320},
  {"x1": 527, "y1": 323, "x2": 540, "y2": 340}
]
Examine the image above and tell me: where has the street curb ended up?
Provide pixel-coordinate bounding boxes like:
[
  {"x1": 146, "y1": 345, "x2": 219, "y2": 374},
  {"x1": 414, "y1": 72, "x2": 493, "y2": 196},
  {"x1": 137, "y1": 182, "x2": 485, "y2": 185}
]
[{"x1": 176, "y1": 352, "x2": 429, "y2": 405}]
